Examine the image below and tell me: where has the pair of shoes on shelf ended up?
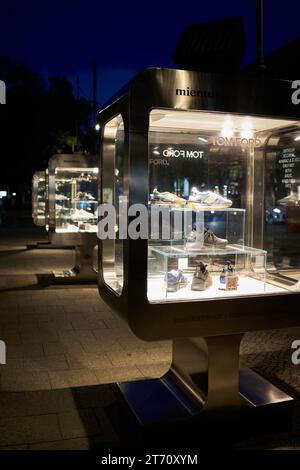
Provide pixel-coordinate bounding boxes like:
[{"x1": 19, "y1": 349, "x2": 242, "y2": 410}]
[
  {"x1": 185, "y1": 227, "x2": 228, "y2": 251},
  {"x1": 166, "y1": 260, "x2": 238, "y2": 293},
  {"x1": 151, "y1": 187, "x2": 232, "y2": 209},
  {"x1": 165, "y1": 263, "x2": 212, "y2": 292}
]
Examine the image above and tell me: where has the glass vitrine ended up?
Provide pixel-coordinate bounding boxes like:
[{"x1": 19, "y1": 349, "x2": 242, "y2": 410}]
[
  {"x1": 32, "y1": 171, "x2": 46, "y2": 226},
  {"x1": 98, "y1": 68, "x2": 300, "y2": 419},
  {"x1": 146, "y1": 110, "x2": 300, "y2": 302},
  {"x1": 54, "y1": 167, "x2": 98, "y2": 234},
  {"x1": 98, "y1": 68, "x2": 300, "y2": 339},
  {"x1": 98, "y1": 68, "x2": 300, "y2": 413},
  {"x1": 265, "y1": 128, "x2": 300, "y2": 280},
  {"x1": 48, "y1": 153, "x2": 98, "y2": 282}
]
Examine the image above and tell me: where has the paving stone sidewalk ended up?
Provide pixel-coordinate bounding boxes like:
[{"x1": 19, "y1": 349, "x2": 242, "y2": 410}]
[
  {"x1": 0, "y1": 222, "x2": 170, "y2": 449},
  {"x1": 1, "y1": 217, "x2": 300, "y2": 449}
]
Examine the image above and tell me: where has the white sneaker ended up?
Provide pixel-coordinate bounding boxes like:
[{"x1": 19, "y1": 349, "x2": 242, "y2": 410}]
[
  {"x1": 188, "y1": 187, "x2": 232, "y2": 209},
  {"x1": 151, "y1": 188, "x2": 186, "y2": 206},
  {"x1": 71, "y1": 209, "x2": 94, "y2": 220},
  {"x1": 278, "y1": 192, "x2": 300, "y2": 206}
]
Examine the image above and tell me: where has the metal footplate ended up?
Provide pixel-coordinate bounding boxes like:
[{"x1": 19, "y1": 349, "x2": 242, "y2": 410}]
[{"x1": 117, "y1": 335, "x2": 294, "y2": 436}]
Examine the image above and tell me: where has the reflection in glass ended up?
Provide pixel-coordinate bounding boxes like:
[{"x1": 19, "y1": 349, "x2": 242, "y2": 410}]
[{"x1": 101, "y1": 115, "x2": 125, "y2": 295}]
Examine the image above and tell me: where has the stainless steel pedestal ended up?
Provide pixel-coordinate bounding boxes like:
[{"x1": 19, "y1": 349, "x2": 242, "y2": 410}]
[
  {"x1": 53, "y1": 243, "x2": 97, "y2": 283},
  {"x1": 118, "y1": 334, "x2": 293, "y2": 429}
]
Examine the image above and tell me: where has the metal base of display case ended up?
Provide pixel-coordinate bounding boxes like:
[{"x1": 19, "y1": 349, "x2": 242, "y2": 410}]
[
  {"x1": 53, "y1": 243, "x2": 97, "y2": 284},
  {"x1": 117, "y1": 334, "x2": 293, "y2": 432},
  {"x1": 118, "y1": 367, "x2": 293, "y2": 429}
]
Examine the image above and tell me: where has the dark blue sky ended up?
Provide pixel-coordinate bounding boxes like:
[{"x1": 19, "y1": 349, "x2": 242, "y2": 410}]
[{"x1": 1, "y1": 0, "x2": 300, "y2": 104}]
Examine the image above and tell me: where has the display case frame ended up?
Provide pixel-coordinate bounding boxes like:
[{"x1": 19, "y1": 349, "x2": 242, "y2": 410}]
[
  {"x1": 98, "y1": 68, "x2": 300, "y2": 341},
  {"x1": 98, "y1": 69, "x2": 300, "y2": 419},
  {"x1": 32, "y1": 170, "x2": 47, "y2": 227},
  {"x1": 48, "y1": 153, "x2": 98, "y2": 282}
]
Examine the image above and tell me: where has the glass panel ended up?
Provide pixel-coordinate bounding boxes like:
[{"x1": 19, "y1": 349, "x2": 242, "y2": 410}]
[
  {"x1": 147, "y1": 109, "x2": 300, "y2": 302},
  {"x1": 101, "y1": 114, "x2": 124, "y2": 295},
  {"x1": 265, "y1": 129, "x2": 300, "y2": 281},
  {"x1": 54, "y1": 167, "x2": 98, "y2": 233},
  {"x1": 32, "y1": 171, "x2": 46, "y2": 226}
]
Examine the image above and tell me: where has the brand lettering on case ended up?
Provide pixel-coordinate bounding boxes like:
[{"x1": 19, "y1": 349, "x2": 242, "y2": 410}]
[
  {"x1": 162, "y1": 149, "x2": 204, "y2": 158},
  {"x1": 176, "y1": 87, "x2": 215, "y2": 98},
  {"x1": 212, "y1": 137, "x2": 261, "y2": 148}
]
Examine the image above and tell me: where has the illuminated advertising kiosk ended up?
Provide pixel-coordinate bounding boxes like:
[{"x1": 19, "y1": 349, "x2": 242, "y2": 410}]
[
  {"x1": 48, "y1": 153, "x2": 98, "y2": 282},
  {"x1": 98, "y1": 68, "x2": 300, "y2": 423}
]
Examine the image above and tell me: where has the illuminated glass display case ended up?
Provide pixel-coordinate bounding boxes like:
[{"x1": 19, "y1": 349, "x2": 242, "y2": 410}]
[
  {"x1": 48, "y1": 153, "x2": 98, "y2": 282},
  {"x1": 32, "y1": 171, "x2": 47, "y2": 227},
  {"x1": 98, "y1": 69, "x2": 300, "y2": 418}
]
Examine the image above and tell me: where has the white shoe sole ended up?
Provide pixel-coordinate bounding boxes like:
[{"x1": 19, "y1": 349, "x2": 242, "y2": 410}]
[{"x1": 187, "y1": 201, "x2": 232, "y2": 210}]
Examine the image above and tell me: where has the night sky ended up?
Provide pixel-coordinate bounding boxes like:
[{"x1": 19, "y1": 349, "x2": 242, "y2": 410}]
[{"x1": 1, "y1": 0, "x2": 300, "y2": 104}]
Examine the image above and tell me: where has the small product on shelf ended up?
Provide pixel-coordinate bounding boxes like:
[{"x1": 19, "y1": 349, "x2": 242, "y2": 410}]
[
  {"x1": 219, "y1": 260, "x2": 239, "y2": 291},
  {"x1": 191, "y1": 262, "x2": 213, "y2": 291},
  {"x1": 166, "y1": 269, "x2": 188, "y2": 292}
]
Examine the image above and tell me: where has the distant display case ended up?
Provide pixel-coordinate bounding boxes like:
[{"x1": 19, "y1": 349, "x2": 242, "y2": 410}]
[
  {"x1": 48, "y1": 153, "x2": 98, "y2": 281},
  {"x1": 98, "y1": 69, "x2": 300, "y2": 416},
  {"x1": 32, "y1": 171, "x2": 47, "y2": 227}
]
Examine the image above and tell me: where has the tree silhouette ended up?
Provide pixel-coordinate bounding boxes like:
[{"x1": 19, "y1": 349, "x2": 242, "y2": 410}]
[{"x1": 0, "y1": 58, "x2": 94, "y2": 205}]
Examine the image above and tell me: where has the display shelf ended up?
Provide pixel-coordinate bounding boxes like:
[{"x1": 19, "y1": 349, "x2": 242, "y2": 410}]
[
  {"x1": 150, "y1": 203, "x2": 246, "y2": 213},
  {"x1": 57, "y1": 214, "x2": 97, "y2": 219},
  {"x1": 147, "y1": 274, "x2": 285, "y2": 302},
  {"x1": 148, "y1": 243, "x2": 269, "y2": 301},
  {"x1": 56, "y1": 226, "x2": 97, "y2": 233},
  {"x1": 149, "y1": 244, "x2": 264, "y2": 258}
]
